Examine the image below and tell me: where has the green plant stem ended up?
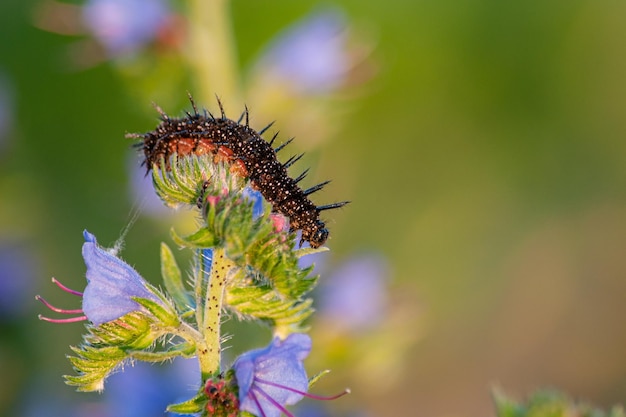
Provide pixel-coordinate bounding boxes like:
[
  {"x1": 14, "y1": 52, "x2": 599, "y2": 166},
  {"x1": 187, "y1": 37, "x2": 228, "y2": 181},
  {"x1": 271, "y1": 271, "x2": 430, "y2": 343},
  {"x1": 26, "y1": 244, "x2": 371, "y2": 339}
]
[
  {"x1": 196, "y1": 247, "x2": 234, "y2": 379},
  {"x1": 187, "y1": 0, "x2": 241, "y2": 107},
  {"x1": 194, "y1": 249, "x2": 206, "y2": 332}
]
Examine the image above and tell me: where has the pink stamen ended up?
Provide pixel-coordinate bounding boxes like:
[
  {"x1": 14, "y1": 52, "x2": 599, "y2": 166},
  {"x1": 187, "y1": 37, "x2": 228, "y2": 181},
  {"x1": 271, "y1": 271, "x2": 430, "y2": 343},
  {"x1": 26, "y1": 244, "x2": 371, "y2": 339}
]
[
  {"x1": 51, "y1": 277, "x2": 83, "y2": 296},
  {"x1": 255, "y1": 377, "x2": 351, "y2": 401},
  {"x1": 36, "y1": 279, "x2": 86, "y2": 324},
  {"x1": 35, "y1": 295, "x2": 83, "y2": 314},
  {"x1": 252, "y1": 386, "x2": 295, "y2": 417},
  {"x1": 38, "y1": 314, "x2": 87, "y2": 323}
]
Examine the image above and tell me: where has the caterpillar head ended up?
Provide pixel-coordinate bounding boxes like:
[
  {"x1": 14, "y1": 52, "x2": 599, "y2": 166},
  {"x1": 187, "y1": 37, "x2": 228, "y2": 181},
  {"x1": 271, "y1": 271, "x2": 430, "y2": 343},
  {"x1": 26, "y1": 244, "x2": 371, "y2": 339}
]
[{"x1": 301, "y1": 220, "x2": 329, "y2": 249}]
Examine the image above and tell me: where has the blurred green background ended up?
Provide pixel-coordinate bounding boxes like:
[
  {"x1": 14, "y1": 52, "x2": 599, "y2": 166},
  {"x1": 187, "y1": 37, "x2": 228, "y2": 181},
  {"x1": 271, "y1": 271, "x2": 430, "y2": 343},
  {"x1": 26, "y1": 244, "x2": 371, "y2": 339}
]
[{"x1": 1, "y1": 0, "x2": 625, "y2": 416}]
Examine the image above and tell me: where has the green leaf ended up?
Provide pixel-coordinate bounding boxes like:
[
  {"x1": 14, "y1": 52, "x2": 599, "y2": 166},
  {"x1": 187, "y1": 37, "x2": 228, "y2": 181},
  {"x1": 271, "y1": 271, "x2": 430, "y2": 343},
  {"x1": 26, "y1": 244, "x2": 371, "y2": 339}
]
[
  {"x1": 132, "y1": 296, "x2": 180, "y2": 328},
  {"x1": 160, "y1": 242, "x2": 194, "y2": 312},
  {"x1": 492, "y1": 387, "x2": 626, "y2": 417},
  {"x1": 65, "y1": 312, "x2": 166, "y2": 392},
  {"x1": 65, "y1": 343, "x2": 127, "y2": 392},
  {"x1": 294, "y1": 246, "x2": 329, "y2": 258},
  {"x1": 128, "y1": 342, "x2": 196, "y2": 362},
  {"x1": 225, "y1": 282, "x2": 315, "y2": 332},
  {"x1": 166, "y1": 392, "x2": 206, "y2": 414},
  {"x1": 170, "y1": 226, "x2": 219, "y2": 248},
  {"x1": 94, "y1": 313, "x2": 153, "y2": 348}
]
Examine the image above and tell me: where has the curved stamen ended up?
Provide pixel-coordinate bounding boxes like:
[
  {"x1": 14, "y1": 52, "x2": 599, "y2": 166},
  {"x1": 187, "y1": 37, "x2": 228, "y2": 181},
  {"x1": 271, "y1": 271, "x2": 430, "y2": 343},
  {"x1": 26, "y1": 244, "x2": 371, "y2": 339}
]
[
  {"x1": 255, "y1": 377, "x2": 351, "y2": 401},
  {"x1": 252, "y1": 386, "x2": 295, "y2": 417},
  {"x1": 51, "y1": 277, "x2": 83, "y2": 296},
  {"x1": 38, "y1": 314, "x2": 87, "y2": 323},
  {"x1": 35, "y1": 295, "x2": 83, "y2": 314},
  {"x1": 35, "y1": 289, "x2": 86, "y2": 324}
]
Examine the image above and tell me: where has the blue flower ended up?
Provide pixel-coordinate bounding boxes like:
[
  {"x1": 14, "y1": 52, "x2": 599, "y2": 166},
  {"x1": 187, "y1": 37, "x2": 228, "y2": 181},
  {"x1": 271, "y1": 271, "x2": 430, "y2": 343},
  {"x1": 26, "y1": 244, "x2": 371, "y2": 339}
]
[
  {"x1": 82, "y1": 0, "x2": 171, "y2": 56},
  {"x1": 252, "y1": 9, "x2": 350, "y2": 94},
  {"x1": 82, "y1": 230, "x2": 168, "y2": 325},
  {"x1": 233, "y1": 333, "x2": 311, "y2": 417},
  {"x1": 317, "y1": 253, "x2": 389, "y2": 333},
  {"x1": 233, "y1": 334, "x2": 349, "y2": 417},
  {"x1": 102, "y1": 357, "x2": 200, "y2": 417},
  {"x1": 0, "y1": 240, "x2": 37, "y2": 319}
]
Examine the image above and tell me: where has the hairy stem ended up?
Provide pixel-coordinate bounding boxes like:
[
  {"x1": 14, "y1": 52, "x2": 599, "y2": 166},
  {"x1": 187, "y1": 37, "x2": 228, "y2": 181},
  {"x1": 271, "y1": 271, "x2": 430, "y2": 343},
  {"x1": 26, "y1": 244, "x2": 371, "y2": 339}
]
[{"x1": 196, "y1": 247, "x2": 234, "y2": 379}]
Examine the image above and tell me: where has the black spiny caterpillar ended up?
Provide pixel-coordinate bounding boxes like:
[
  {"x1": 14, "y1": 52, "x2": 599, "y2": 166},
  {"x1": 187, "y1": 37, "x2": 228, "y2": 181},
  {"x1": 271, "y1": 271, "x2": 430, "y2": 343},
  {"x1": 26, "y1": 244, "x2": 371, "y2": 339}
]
[{"x1": 127, "y1": 96, "x2": 348, "y2": 248}]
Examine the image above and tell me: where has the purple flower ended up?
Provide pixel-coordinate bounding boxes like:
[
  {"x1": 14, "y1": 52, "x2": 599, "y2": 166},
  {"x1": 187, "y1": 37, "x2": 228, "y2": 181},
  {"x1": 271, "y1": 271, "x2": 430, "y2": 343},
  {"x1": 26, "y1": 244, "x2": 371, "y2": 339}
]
[
  {"x1": 233, "y1": 334, "x2": 349, "y2": 417},
  {"x1": 82, "y1": 0, "x2": 171, "y2": 56},
  {"x1": 317, "y1": 253, "x2": 389, "y2": 333},
  {"x1": 234, "y1": 333, "x2": 311, "y2": 417},
  {"x1": 38, "y1": 230, "x2": 172, "y2": 325},
  {"x1": 81, "y1": 230, "x2": 168, "y2": 325},
  {"x1": 252, "y1": 9, "x2": 350, "y2": 94}
]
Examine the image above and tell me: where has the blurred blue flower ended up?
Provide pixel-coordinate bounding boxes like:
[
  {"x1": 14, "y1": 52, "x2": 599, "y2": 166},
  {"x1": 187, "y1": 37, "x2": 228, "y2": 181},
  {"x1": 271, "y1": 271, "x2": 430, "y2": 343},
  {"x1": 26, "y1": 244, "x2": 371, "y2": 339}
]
[
  {"x1": 128, "y1": 156, "x2": 173, "y2": 217},
  {"x1": 245, "y1": 8, "x2": 375, "y2": 151},
  {"x1": 20, "y1": 358, "x2": 199, "y2": 417},
  {"x1": 252, "y1": 9, "x2": 351, "y2": 94},
  {"x1": 317, "y1": 253, "x2": 389, "y2": 333},
  {"x1": 82, "y1": 0, "x2": 171, "y2": 56},
  {"x1": 233, "y1": 333, "x2": 311, "y2": 417},
  {"x1": 82, "y1": 230, "x2": 168, "y2": 325},
  {"x1": 102, "y1": 357, "x2": 200, "y2": 417},
  {"x1": 0, "y1": 241, "x2": 37, "y2": 319}
]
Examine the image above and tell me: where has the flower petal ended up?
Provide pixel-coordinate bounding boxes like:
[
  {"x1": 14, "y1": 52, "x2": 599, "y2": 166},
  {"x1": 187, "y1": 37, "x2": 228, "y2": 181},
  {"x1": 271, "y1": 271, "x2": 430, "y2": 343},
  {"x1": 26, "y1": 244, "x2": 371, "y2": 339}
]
[
  {"x1": 82, "y1": 230, "x2": 166, "y2": 325},
  {"x1": 234, "y1": 333, "x2": 311, "y2": 417}
]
